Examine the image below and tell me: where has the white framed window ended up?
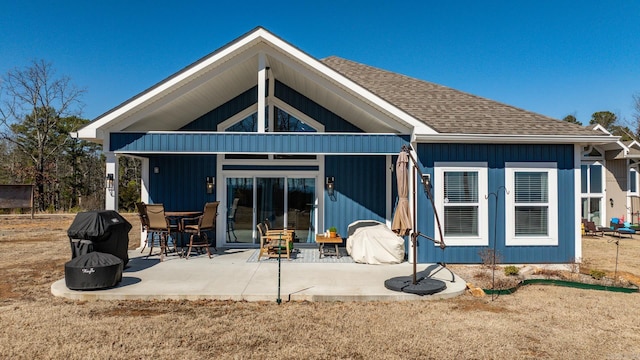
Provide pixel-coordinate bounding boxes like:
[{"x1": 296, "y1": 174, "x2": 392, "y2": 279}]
[
  {"x1": 580, "y1": 161, "x2": 604, "y2": 226},
  {"x1": 434, "y1": 162, "x2": 488, "y2": 246},
  {"x1": 629, "y1": 168, "x2": 638, "y2": 195},
  {"x1": 505, "y1": 162, "x2": 558, "y2": 246}
]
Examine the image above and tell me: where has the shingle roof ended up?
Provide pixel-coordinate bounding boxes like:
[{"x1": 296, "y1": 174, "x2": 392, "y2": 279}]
[{"x1": 321, "y1": 56, "x2": 601, "y2": 136}]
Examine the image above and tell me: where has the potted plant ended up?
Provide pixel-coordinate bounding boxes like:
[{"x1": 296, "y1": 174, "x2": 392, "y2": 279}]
[{"x1": 328, "y1": 226, "x2": 337, "y2": 238}]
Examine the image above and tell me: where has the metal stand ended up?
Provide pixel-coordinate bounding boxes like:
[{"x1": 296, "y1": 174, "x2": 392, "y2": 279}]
[
  {"x1": 485, "y1": 186, "x2": 509, "y2": 301},
  {"x1": 412, "y1": 232, "x2": 454, "y2": 283},
  {"x1": 403, "y1": 145, "x2": 449, "y2": 285},
  {"x1": 384, "y1": 145, "x2": 452, "y2": 295},
  {"x1": 276, "y1": 234, "x2": 283, "y2": 305},
  {"x1": 607, "y1": 237, "x2": 620, "y2": 285}
]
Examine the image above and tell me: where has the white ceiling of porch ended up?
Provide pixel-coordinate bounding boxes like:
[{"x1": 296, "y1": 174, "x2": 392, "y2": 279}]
[{"x1": 120, "y1": 44, "x2": 407, "y2": 134}]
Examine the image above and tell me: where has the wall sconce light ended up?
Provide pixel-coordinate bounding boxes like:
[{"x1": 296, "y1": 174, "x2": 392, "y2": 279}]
[
  {"x1": 153, "y1": 167, "x2": 160, "y2": 174},
  {"x1": 105, "y1": 173, "x2": 115, "y2": 191},
  {"x1": 206, "y1": 176, "x2": 215, "y2": 194},
  {"x1": 610, "y1": 198, "x2": 614, "y2": 208},
  {"x1": 422, "y1": 174, "x2": 431, "y2": 186},
  {"x1": 326, "y1": 176, "x2": 335, "y2": 196},
  {"x1": 421, "y1": 174, "x2": 431, "y2": 192}
]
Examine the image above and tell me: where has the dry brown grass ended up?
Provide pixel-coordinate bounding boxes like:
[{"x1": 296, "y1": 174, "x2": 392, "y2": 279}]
[{"x1": 1, "y1": 215, "x2": 639, "y2": 359}]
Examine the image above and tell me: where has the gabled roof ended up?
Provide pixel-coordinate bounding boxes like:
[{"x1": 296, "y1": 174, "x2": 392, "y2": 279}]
[
  {"x1": 321, "y1": 56, "x2": 602, "y2": 137},
  {"x1": 76, "y1": 27, "x2": 428, "y2": 142},
  {"x1": 77, "y1": 27, "x2": 615, "y2": 146}
]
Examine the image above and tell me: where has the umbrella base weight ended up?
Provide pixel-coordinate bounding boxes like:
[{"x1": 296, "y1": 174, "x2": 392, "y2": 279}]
[{"x1": 384, "y1": 276, "x2": 446, "y2": 296}]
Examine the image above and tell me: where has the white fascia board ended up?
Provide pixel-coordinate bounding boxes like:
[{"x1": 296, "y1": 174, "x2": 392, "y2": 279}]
[
  {"x1": 590, "y1": 124, "x2": 611, "y2": 135},
  {"x1": 626, "y1": 140, "x2": 640, "y2": 149},
  {"x1": 263, "y1": 47, "x2": 411, "y2": 134},
  {"x1": 81, "y1": 27, "x2": 431, "y2": 141},
  {"x1": 414, "y1": 133, "x2": 621, "y2": 144},
  {"x1": 257, "y1": 31, "x2": 433, "y2": 134},
  {"x1": 79, "y1": 30, "x2": 267, "y2": 140}
]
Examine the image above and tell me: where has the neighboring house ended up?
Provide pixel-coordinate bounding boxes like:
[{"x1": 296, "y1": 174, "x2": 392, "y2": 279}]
[
  {"x1": 583, "y1": 124, "x2": 640, "y2": 227},
  {"x1": 76, "y1": 27, "x2": 616, "y2": 264}
]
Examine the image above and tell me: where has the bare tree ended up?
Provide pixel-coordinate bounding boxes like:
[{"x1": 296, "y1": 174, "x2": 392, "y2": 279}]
[{"x1": 0, "y1": 60, "x2": 85, "y2": 210}]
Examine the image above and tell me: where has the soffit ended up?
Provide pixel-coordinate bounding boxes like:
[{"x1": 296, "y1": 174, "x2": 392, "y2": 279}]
[{"x1": 102, "y1": 34, "x2": 409, "y2": 134}]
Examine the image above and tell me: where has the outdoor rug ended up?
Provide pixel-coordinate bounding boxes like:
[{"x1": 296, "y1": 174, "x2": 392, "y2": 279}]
[{"x1": 246, "y1": 248, "x2": 354, "y2": 263}]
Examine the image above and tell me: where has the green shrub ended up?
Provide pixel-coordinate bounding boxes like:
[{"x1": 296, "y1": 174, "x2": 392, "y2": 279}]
[
  {"x1": 329, "y1": 226, "x2": 337, "y2": 233},
  {"x1": 590, "y1": 269, "x2": 606, "y2": 280},
  {"x1": 504, "y1": 265, "x2": 519, "y2": 276}
]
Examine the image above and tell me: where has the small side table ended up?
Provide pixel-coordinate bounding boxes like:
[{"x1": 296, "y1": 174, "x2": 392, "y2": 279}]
[{"x1": 315, "y1": 235, "x2": 342, "y2": 258}]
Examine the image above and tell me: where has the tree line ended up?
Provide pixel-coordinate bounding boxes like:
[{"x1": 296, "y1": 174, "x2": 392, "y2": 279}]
[
  {"x1": 2, "y1": 60, "x2": 640, "y2": 213},
  {"x1": 563, "y1": 101, "x2": 640, "y2": 141},
  {"x1": 0, "y1": 61, "x2": 139, "y2": 212}
]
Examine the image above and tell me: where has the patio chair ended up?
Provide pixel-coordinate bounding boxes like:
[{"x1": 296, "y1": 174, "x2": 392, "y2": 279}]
[
  {"x1": 135, "y1": 202, "x2": 172, "y2": 254},
  {"x1": 583, "y1": 220, "x2": 604, "y2": 236},
  {"x1": 227, "y1": 198, "x2": 239, "y2": 242},
  {"x1": 257, "y1": 222, "x2": 293, "y2": 260},
  {"x1": 263, "y1": 218, "x2": 295, "y2": 245},
  {"x1": 610, "y1": 218, "x2": 636, "y2": 238},
  {"x1": 145, "y1": 204, "x2": 175, "y2": 261},
  {"x1": 136, "y1": 202, "x2": 150, "y2": 253},
  {"x1": 181, "y1": 201, "x2": 219, "y2": 259}
]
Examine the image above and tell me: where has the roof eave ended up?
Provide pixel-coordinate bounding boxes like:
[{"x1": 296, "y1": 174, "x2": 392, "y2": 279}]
[{"x1": 413, "y1": 133, "x2": 620, "y2": 145}]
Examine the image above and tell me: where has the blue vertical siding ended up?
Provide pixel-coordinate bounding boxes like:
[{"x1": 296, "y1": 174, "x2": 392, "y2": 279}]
[
  {"x1": 148, "y1": 155, "x2": 217, "y2": 211},
  {"x1": 180, "y1": 86, "x2": 257, "y2": 131},
  {"x1": 275, "y1": 81, "x2": 363, "y2": 132},
  {"x1": 416, "y1": 143, "x2": 575, "y2": 264},
  {"x1": 111, "y1": 133, "x2": 408, "y2": 153},
  {"x1": 324, "y1": 155, "x2": 387, "y2": 237},
  {"x1": 179, "y1": 81, "x2": 363, "y2": 133}
]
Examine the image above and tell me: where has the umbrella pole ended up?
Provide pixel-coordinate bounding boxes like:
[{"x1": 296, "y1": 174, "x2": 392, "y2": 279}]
[
  {"x1": 412, "y1": 160, "x2": 418, "y2": 285},
  {"x1": 403, "y1": 145, "x2": 446, "y2": 284},
  {"x1": 412, "y1": 232, "x2": 417, "y2": 284}
]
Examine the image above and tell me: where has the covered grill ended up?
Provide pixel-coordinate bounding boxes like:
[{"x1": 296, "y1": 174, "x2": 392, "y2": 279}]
[{"x1": 67, "y1": 210, "x2": 132, "y2": 266}]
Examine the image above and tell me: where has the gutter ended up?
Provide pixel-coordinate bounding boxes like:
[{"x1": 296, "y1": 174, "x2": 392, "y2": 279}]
[{"x1": 413, "y1": 133, "x2": 620, "y2": 145}]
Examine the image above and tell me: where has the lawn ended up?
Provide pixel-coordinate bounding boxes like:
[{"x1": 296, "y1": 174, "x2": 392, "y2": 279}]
[{"x1": 1, "y1": 214, "x2": 639, "y2": 359}]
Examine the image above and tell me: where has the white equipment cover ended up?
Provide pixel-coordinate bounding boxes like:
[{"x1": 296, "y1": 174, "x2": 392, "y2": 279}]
[{"x1": 346, "y1": 220, "x2": 405, "y2": 264}]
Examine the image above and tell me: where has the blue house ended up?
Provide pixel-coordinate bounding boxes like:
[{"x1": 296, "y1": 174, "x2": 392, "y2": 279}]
[{"x1": 76, "y1": 27, "x2": 616, "y2": 264}]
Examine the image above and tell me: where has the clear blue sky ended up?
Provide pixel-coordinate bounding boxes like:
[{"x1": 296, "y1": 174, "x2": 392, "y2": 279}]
[{"x1": 1, "y1": 1, "x2": 639, "y2": 126}]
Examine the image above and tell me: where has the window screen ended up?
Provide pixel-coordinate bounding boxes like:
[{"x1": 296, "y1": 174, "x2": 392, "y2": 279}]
[
  {"x1": 443, "y1": 171, "x2": 478, "y2": 236},
  {"x1": 514, "y1": 172, "x2": 549, "y2": 236}
]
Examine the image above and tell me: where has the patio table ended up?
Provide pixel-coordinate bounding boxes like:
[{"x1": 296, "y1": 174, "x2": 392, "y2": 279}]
[
  {"x1": 315, "y1": 234, "x2": 342, "y2": 258},
  {"x1": 165, "y1": 211, "x2": 202, "y2": 253}
]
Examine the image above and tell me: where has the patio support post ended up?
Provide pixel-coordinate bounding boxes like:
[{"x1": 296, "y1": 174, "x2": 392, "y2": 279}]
[
  {"x1": 408, "y1": 146, "x2": 418, "y2": 264},
  {"x1": 105, "y1": 152, "x2": 118, "y2": 211},
  {"x1": 257, "y1": 52, "x2": 267, "y2": 132},
  {"x1": 574, "y1": 144, "x2": 583, "y2": 262}
]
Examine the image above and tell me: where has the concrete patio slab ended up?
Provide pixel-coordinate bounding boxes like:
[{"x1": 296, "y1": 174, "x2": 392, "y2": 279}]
[{"x1": 51, "y1": 248, "x2": 468, "y2": 302}]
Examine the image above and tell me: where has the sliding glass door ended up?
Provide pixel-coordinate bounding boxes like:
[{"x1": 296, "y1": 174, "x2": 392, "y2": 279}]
[
  {"x1": 226, "y1": 178, "x2": 254, "y2": 244},
  {"x1": 226, "y1": 175, "x2": 316, "y2": 245},
  {"x1": 287, "y1": 178, "x2": 316, "y2": 243},
  {"x1": 257, "y1": 177, "x2": 285, "y2": 229}
]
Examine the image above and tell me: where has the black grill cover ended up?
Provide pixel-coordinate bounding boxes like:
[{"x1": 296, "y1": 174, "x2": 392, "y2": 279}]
[
  {"x1": 67, "y1": 211, "x2": 132, "y2": 266},
  {"x1": 70, "y1": 239, "x2": 94, "y2": 258},
  {"x1": 65, "y1": 252, "x2": 123, "y2": 290}
]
